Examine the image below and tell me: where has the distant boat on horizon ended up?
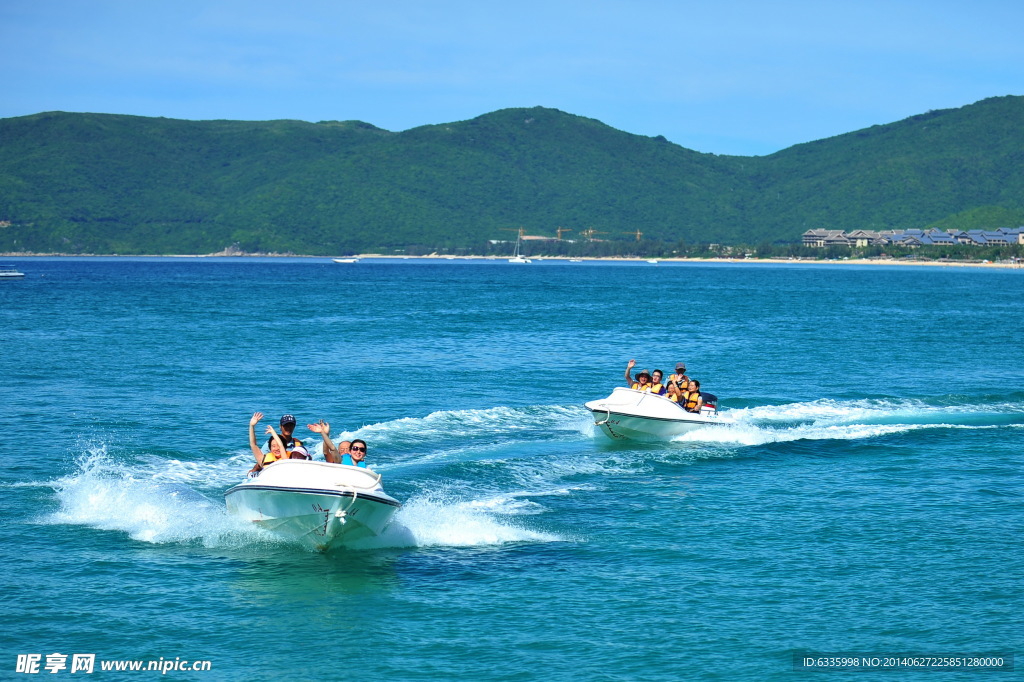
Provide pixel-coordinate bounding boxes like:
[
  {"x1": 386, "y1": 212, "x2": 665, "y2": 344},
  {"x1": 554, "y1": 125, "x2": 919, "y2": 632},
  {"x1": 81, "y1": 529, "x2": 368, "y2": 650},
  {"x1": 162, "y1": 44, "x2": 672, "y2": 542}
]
[
  {"x1": 508, "y1": 234, "x2": 532, "y2": 264},
  {"x1": 0, "y1": 264, "x2": 25, "y2": 278},
  {"x1": 332, "y1": 257, "x2": 359, "y2": 264}
]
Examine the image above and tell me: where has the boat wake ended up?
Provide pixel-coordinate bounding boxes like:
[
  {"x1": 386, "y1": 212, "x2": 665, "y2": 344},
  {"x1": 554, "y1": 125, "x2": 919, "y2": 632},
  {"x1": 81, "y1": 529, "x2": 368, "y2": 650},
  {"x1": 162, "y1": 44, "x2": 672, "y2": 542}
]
[
  {"x1": 39, "y1": 397, "x2": 1021, "y2": 551},
  {"x1": 671, "y1": 396, "x2": 1024, "y2": 446},
  {"x1": 44, "y1": 448, "x2": 268, "y2": 548},
  {"x1": 41, "y1": 444, "x2": 567, "y2": 552}
]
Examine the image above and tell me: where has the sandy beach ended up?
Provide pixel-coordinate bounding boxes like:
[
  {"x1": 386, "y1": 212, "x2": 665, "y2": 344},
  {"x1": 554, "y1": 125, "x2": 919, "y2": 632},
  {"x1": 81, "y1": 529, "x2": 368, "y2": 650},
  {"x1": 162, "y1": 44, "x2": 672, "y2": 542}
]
[
  {"x1": 351, "y1": 254, "x2": 1023, "y2": 269},
  {"x1": 2, "y1": 252, "x2": 1020, "y2": 269}
]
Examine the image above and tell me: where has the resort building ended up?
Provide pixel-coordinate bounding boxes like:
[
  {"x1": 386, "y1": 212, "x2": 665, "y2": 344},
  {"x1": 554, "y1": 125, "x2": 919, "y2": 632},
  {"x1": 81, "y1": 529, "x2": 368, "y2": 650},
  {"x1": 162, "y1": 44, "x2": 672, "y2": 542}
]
[{"x1": 802, "y1": 227, "x2": 1024, "y2": 248}]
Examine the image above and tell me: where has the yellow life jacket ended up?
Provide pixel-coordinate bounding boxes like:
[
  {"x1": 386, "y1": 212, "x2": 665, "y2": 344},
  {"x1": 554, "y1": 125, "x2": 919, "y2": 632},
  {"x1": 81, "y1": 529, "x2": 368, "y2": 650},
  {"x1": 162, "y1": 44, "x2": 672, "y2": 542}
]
[
  {"x1": 631, "y1": 382, "x2": 652, "y2": 392},
  {"x1": 650, "y1": 382, "x2": 664, "y2": 394},
  {"x1": 667, "y1": 392, "x2": 681, "y2": 403},
  {"x1": 262, "y1": 450, "x2": 284, "y2": 465},
  {"x1": 684, "y1": 392, "x2": 701, "y2": 411},
  {"x1": 668, "y1": 374, "x2": 688, "y2": 389}
]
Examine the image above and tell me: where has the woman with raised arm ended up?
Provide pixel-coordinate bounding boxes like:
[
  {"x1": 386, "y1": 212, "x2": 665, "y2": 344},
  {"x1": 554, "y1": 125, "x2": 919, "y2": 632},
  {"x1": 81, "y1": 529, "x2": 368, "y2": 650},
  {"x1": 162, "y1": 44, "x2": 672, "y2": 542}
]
[{"x1": 248, "y1": 411, "x2": 288, "y2": 473}]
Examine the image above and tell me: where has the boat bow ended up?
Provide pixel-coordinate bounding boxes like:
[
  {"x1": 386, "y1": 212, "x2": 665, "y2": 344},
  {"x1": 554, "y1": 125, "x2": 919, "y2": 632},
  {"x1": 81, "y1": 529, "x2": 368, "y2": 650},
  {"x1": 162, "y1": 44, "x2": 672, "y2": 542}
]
[{"x1": 225, "y1": 459, "x2": 400, "y2": 550}]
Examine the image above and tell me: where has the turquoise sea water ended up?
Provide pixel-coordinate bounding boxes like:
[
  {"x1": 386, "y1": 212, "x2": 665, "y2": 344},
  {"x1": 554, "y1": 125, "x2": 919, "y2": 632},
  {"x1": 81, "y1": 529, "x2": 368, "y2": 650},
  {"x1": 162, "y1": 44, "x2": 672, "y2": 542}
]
[{"x1": 2, "y1": 257, "x2": 1022, "y2": 680}]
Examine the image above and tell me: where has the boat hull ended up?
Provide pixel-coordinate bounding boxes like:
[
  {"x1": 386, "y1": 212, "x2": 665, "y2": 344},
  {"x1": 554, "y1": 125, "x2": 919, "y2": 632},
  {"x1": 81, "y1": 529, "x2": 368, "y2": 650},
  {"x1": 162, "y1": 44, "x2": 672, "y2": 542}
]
[
  {"x1": 225, "y1": 460, "x2": 400, "y2": 551},
  {"x1": 585, "y1": 387, "x2": 725, "y2": 442}
]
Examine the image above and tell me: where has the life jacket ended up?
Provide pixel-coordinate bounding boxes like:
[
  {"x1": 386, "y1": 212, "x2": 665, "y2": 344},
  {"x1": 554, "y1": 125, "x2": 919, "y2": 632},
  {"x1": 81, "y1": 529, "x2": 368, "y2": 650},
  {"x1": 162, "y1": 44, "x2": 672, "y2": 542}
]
[
  {"x1": 684, "y1": 392, "x2": 701, "y2": 412},
  {"x1": 650, "y1": 382, "x2": 665, "y2": 395},
  {"x1": 667, "y1": 391, "x2": 681, "y2": 403},
  {"x1": 261, "y1": 450, "x2": 284, "y2": 465},
  {"x1": 341, "y1": 453, "x2": 367, "y2": 468},
  {"x1": 631, "y1": 382, "x2": 652, "y2": 392}
]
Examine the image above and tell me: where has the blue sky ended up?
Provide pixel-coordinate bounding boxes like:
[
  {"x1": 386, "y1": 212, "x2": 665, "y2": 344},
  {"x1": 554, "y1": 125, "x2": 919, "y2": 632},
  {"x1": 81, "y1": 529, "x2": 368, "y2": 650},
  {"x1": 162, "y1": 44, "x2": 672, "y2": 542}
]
[{"x1": 2, "y1": 0, "x2": 1022, "y2": 156}]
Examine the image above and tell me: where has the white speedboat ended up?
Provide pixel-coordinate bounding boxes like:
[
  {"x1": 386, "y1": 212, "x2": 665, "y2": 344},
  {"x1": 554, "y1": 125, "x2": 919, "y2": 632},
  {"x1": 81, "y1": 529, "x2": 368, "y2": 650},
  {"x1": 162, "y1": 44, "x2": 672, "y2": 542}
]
[
  {"x1": 332, "y1": 257, "x2": 359, "y2": 263},
  {"x1": 584, "y1": 387, "x2": 726, "y2": 441},
  {"x1": 0, "y1": 264, "x2": 25, "y2": 278},
  {"x1": 225, "y1": 459, "x2": 400, "y2": 551}
]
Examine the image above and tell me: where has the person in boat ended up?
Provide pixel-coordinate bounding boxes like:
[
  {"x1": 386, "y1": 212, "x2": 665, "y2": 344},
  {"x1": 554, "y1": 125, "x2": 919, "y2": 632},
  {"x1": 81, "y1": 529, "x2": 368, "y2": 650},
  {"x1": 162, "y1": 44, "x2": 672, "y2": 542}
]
[
  {"x1": 343, "y1": 440, "x2": 368, "y2": 468},
  {"x1": 624, "y1": 359, "x2": 654, "y2": 391},
  {"x1": 666, "y1": 380, "x2": 686, "y2": 402},
  {"x1": 682, "y1": 380, "x2": 704, "y2": 413},
  {"x1": 287, "y1": 444, "x2": 311, "y2": 460},
  {"x1": 248, "y1": 411, "x2": 288, "y2": 473},
  {"x1": 667, "y1": 362, "x2": 688, "y2": 391},
  {"x1": 307, "y1": 420, "x2": 368, "y2": 467},
  {"x1": 308, "y1": 419, "x2": 339, "y2": 462},
  {"x1": 650, "y1": 369, "x2": 667, "y2": 395},
  {"x1": 267, "y1": 414, "x2": 302, "y2": 452}
]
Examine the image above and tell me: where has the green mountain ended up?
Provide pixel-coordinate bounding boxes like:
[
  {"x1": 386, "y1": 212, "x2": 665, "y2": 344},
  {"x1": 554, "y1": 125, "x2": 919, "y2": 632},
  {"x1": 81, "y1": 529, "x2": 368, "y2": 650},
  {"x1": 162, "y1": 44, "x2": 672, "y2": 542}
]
[{"x1": 1, "y1": 97, "x2": 1023, "y2": 254}]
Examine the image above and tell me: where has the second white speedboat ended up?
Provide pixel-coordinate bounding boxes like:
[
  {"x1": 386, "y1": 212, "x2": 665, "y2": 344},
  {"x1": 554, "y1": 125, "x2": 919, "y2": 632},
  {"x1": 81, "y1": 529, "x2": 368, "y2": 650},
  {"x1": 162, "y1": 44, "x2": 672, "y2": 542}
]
[
  {"x1": 225, "y1": 459, "x2": 400, "y2": 551},
  {"x1": 584, "y1": 387, "x2": 727, "y2": 441}
]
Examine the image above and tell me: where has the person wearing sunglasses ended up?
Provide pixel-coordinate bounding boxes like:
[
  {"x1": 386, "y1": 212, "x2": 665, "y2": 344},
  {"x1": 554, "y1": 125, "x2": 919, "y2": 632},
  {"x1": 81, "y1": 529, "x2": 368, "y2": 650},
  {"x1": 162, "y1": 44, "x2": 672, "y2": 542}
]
[
  {"x1": 307, "y1": 419, "x2": 369, "y2": 467},
  {"x1": 341, "y1": 440, "x2": 368, "y2": 468}
]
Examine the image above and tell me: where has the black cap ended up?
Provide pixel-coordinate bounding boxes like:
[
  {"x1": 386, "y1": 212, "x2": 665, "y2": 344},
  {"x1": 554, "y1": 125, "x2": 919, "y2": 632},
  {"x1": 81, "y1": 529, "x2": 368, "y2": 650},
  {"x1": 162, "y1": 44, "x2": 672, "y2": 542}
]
[{"x1": 280, "y1": 414, "x2": 296, "y2": 426}]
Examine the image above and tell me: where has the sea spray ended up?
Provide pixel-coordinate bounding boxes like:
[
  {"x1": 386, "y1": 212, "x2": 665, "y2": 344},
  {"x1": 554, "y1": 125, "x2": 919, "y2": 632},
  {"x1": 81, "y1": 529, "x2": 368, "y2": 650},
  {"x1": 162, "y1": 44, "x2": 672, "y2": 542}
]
[
  {"x1": 46, "y1": 448, "x2": 273, "y2": 548},
  {"x1": 361, "y1": 493, "x2": 563, "y2": 549}
]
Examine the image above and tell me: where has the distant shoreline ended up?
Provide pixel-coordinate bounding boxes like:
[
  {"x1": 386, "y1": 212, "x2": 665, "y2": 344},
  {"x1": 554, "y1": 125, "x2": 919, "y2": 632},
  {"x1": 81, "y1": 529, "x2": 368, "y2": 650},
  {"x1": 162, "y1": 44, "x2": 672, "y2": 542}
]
[{"x1": 1, "y1": 252, "x2": 1020, "y2": 269}]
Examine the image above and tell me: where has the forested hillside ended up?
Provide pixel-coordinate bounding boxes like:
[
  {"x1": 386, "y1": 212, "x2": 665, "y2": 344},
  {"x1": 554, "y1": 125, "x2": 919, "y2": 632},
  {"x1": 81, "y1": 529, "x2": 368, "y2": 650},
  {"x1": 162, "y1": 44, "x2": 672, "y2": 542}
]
[{"x1": 1, "y1": 96, "x2": 1023, "y2": 254}]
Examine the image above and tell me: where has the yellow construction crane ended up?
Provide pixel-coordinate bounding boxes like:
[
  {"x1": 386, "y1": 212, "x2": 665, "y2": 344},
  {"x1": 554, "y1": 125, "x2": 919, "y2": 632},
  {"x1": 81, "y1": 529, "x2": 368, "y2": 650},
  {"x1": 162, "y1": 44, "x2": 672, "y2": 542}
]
[
  {"x1": 556, "y1": 227, "x2": 573, "y2": 240},
  {"x1": 622, "y1": 229, "x2": 643, "y2": 242},
  {"x1": 580, "y1": 228, "x2": 608, "y2": 241},
  {"x1": 500, "y1": 226, "x2": 526, "y2": 239}
]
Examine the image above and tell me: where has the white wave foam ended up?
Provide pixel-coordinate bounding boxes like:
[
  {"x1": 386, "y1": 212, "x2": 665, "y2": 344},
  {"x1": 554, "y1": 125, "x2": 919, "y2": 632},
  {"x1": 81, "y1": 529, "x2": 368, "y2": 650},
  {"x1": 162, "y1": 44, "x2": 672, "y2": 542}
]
[
  {"x1": 729, "y1": 397, "x2": 1023, "y2": 425},
  {"x1": 45, "y1": 448, "x2": 561, "y2": 552},
  {"x1": 44, "y1": 449, "x2": 277, "y2": 548},
  {"x1": 674, "y1": 397, "x2": 1022, "y2": 445},
  {"x1": 351, "y1": 494, "x2": 563, "y2": 549},
  {"x1": 342, "y1": 404, "x2": 587, "y2": 443},
  {"x1": 674, "y1": 421, "x2": 931, "y2": 446}
]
